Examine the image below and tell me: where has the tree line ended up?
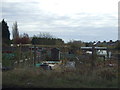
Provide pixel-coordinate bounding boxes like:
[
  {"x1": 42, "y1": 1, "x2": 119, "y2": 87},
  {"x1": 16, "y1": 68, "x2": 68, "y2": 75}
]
[
  {"x1": 1, "y1": 19, "x2": 64, "y2": 46},
  {"x1": 1, "y1": 19, "x2": 120, "y2": 50}
]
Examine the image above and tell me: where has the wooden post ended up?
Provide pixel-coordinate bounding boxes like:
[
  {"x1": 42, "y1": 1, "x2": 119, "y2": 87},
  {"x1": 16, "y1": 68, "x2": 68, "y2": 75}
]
[
  {"x1": 107, "y1": 47, "x2": 109, "y2": 60},
  {"x1": 91, "y1": 45, "x2": 95, "y2": 70},
  {"x1": 33, "y1": 45, "x2": 36, "y2": 66},
  {"x1": 29, "y1": 46, "x2": 33, "y2": 66},
  {"x1": 19, "y1": 44, "x2": 22, "y2": 66},
  {"x1": 17, "y1": 44, "x2": 20, "y2": 66}
]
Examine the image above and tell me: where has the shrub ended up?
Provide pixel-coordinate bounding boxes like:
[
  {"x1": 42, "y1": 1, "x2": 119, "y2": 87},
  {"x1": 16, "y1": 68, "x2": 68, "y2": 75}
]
[{"x1": 97, "y1": 68, "x2": 117, "y2": 81}]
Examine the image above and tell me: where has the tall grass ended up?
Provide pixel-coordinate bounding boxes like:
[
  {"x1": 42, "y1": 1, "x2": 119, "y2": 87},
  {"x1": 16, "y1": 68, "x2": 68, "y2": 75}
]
[{"x1": 2, "y1": 65, "x2": 118, "y2": 88}]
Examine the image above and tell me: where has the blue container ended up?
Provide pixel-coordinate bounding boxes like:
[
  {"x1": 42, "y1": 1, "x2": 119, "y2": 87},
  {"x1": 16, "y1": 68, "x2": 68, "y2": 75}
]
[{"x1": 35, "y1": 63, "x2": 42, "y2": 67}]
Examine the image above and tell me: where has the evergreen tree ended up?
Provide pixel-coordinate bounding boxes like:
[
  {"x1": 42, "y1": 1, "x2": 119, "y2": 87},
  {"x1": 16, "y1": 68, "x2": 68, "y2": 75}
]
[{"x1": 1, "y1": 19, "x2": 10, "y2": 46}]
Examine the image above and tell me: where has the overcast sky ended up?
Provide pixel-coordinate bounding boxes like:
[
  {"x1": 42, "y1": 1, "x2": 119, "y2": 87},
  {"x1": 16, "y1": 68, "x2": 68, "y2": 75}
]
[{"x1": 1, "y1": 0, "x2": 119, "y2": 42}]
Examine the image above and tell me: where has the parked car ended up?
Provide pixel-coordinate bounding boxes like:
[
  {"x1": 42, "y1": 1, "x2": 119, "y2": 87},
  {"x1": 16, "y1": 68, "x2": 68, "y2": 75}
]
[
  {"x1": 2, "y1": 66, "x2": 13, "y2": 71},
  {"x1": 40, "y1": 63, "x2": 52, "y2": 70}
]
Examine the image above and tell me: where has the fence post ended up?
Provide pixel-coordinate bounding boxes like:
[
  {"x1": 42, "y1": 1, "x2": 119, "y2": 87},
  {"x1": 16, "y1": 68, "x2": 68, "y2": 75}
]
[
  {"x1": 30, "y1": 46, "x2": 32, "y2": 66},
  {"x1": 107, "y1": 47, "x2": 109, "y2": 60},
  {"x1": 91, "y1": 45, "x2": 95, "y2": 70},
  {"x1": 33, "y1": 45, "x2": 36, "y2": 66},
  {"x1": 19, "y1": 43, "x2": 21, "y2": 66}
]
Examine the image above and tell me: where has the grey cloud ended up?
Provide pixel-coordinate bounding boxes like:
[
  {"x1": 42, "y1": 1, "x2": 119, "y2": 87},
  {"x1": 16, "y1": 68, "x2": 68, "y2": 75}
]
[
  {"x1": 50, "y1": 26, "x2": 118, "y2": 42},
  {"x1": 26, "y1": 26, "x2": 117, "y2": 42},
  {"x1": 2, "y1": 1, "x2": 118, "y2": 42}
]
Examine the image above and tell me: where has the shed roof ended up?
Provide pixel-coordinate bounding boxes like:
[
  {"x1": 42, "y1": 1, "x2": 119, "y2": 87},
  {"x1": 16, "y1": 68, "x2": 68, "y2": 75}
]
[{"x1": 81, "y1": 47, "x2": 107, "y2": 50}]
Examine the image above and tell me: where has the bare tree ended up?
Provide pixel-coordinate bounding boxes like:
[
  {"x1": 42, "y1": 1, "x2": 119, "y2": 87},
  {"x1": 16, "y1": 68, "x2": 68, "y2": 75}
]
[
  {"x1": 19, "y1": 33, "x2": 31, "y2": 44},
  {"x1": 38, "y1": 32, "x2": 54, "y2": 38},
  {"x1": 12, "y1": 21, "x2": 19, "y2": 44}
]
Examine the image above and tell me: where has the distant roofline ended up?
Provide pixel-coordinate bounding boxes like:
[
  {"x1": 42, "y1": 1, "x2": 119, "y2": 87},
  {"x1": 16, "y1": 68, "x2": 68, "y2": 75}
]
[{"x1": 81, "y1": 47, "x2": 107, "y2": 50}]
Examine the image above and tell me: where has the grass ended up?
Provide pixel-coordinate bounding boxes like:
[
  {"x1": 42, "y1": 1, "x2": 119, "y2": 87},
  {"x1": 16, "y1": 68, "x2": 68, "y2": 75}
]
[{"x1": 2, "y1": 64, "x2": 118, "y2": 88}]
